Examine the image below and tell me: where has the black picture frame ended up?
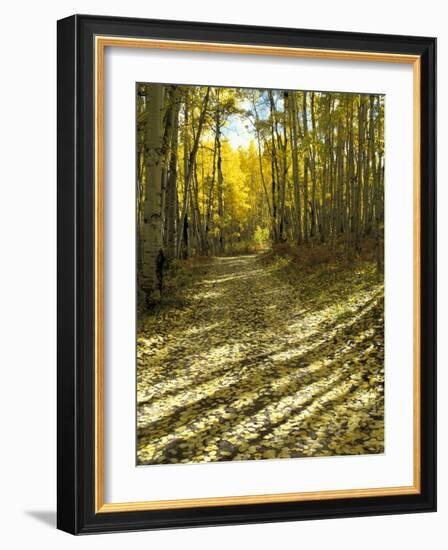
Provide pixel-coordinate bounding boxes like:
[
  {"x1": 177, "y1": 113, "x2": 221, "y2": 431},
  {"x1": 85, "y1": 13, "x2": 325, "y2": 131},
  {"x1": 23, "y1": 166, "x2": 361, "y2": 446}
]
[{"x1": 57, "y1": 14, "x2": 436, "y2": 534}]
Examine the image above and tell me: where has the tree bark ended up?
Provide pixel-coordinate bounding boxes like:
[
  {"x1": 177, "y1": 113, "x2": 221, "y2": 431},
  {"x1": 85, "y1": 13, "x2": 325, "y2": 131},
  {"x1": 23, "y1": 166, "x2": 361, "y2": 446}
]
[
  {"x1": 302, "y1": 91, "x2": 309, "y2": 242},
  {"x1": 142, "y1": 84, "x2": 165, "y2": 296},
  {"x1": 177, "y1": 87, "x2": 210, "y2": 258},
  {"x1": 165, "y1": 88, "x2": 181, "y2": 261},
  {"x1": 216, "y1": 98, "x2": 225, "y2": 253},
  {"x1": 288, "y1": 91, "x2": 302, "y2": 243}
]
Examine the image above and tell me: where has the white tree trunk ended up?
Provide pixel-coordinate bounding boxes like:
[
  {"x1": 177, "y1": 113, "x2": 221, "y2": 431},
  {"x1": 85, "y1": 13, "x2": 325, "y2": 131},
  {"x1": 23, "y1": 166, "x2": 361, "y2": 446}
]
[
  {"x1": 142, "y1": 85, "x2": 165, "y2": 296},
  {"x1": 165, "y1": 97, "x2": 180, "y2": 261},
  {"x1": 288, "y1": 91, "x2": 302, "y2": 243}
]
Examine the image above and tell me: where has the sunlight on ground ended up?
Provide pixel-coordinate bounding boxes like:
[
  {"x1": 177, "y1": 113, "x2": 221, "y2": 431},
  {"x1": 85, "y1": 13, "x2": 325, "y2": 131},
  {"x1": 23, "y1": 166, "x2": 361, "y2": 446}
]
[{"x1": 137, "y1": 254, "x2": 384, "y2": 465}]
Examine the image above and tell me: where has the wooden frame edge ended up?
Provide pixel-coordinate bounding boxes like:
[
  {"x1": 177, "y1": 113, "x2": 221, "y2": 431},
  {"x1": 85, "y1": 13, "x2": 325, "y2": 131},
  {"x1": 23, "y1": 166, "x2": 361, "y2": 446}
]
[
  {"x1": 95, "y1": 33, "x2": 105, "y2": 513},
  {"x1": 97, "y1": 486, "x2": 420, "y2": 513},
  {"x1": 94, "y1": 35, "x2": 422, "y2": 514},
  {"x1": 413, "y1": 57, "x2": 422, "y2": 494}
]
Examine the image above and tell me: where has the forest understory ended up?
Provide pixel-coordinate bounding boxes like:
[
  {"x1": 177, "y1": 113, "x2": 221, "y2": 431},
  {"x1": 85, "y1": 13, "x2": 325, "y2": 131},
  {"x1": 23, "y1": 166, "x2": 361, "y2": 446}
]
[
  {"x1": 137, "y1": 244, "x2": 384, "y2": 465},
  {"x1": 136, "y1": 84, "x2": 385, "y2": 465}
]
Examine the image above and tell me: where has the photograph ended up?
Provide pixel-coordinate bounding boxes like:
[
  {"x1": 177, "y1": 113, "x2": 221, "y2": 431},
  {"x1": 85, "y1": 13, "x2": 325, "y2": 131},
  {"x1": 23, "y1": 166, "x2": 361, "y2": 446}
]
[
  {"x1": 54, "y1": 10, "x2": 436, "y2": 536},
  {"x1": 136, "y1": 83, "x2": 385, "y2": 466},
  {"x1": 0, "y1": 0, "x2": 440, "y2": 541}
]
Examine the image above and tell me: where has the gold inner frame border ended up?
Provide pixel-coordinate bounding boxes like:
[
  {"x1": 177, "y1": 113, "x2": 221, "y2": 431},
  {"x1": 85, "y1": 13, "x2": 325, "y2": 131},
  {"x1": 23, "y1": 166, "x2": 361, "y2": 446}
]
[{"x1": 94, "y1": 35, "x2": 421, "y2": 513}]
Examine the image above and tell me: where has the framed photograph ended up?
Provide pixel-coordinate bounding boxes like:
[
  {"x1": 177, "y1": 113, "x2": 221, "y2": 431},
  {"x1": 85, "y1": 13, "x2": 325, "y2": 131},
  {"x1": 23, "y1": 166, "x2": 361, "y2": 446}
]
[{"x1": 57, "y1": 14, "x2": 436, "y2": 534}]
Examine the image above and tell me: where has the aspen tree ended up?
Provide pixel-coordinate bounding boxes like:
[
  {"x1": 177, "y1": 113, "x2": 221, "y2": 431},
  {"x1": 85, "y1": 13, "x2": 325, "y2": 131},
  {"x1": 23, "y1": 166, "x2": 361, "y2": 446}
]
[{"x1": 142, "y1": 84, "x2": 165, "y2": 296}]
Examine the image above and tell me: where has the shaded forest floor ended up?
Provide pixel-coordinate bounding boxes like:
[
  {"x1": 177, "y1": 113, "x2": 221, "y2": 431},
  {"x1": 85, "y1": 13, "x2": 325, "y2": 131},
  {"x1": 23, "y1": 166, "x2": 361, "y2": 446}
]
[{"x1": 137, "y1": 246, "x2": 384, "y2": 465}]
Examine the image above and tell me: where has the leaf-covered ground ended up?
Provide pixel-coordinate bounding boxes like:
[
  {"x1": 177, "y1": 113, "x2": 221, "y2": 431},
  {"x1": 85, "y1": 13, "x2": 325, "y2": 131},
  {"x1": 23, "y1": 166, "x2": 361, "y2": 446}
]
[{"x1": 137, "y1": 253, "x2": 384, "y2": 465}]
